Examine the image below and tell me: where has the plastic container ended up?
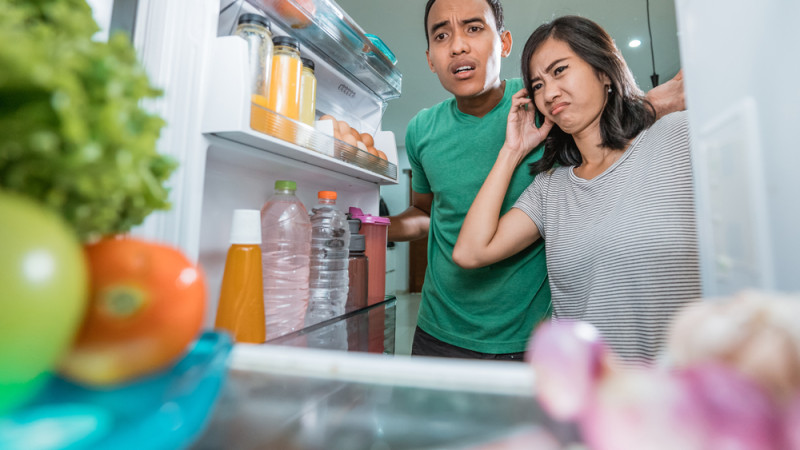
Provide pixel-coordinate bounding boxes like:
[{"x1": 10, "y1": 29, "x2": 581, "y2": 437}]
[
  {"x1": 349, "y1": 207, "x2": 390, "y2": 305},
  {"x1": 260, "y1": 180, "x2": 312, "y2": 340},
  {"x1": 307, "y1": 191, "x2": 351, "y2": 327},
  {"x1": 346, "y1": 221, "x2": 368, "y2": 313},
  {"x1": 235, "y1": 14, "x2": 273, "y2": 96},
  {"x1": 215, "y1": 210, "x2": 265, "y2": 344},
  {"x1": 0, "y1": 331, "x2": 231, "y2": 450},
  {"x1": 266, "y1": 35, "x2": 302, "y2": 120},
  {"x1": 298, "y1": 57, "x2": 317, "y2": 126}
]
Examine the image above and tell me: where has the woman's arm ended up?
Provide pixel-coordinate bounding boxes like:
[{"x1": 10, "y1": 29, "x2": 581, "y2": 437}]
[{"x1": 452, "y1": 89, "x2": 553, "y2": 269}]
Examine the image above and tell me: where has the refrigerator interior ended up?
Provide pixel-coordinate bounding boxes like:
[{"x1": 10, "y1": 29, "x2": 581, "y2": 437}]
[{"x1": 122, "y1": 0, "x2": 401, "y2": 324}]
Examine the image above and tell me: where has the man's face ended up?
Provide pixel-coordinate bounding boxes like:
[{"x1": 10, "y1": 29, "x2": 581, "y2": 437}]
[{"x1": 425, "y1": 0, "x2": 511, "y2": 100}]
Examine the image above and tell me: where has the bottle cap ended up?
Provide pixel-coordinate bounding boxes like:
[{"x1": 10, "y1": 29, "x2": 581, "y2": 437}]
[
  {"x1": 275, "y1": 180, "x2": 296, "y2": 191},
  {"x1": 318, "y1": 191, "x2": 337, "y2": 200},
  {"x1": 229, "y1": 209, "x2": 262, "y2": 245},
  {"x1": 273, "y1": 35, "x2": 299, "y2": 50},
  {"x1": 237, "y1": 13, "x2": 271, "y2": 31},
  {"x1": 301, "y1": 57, "x2": 315, "y2": 71}
]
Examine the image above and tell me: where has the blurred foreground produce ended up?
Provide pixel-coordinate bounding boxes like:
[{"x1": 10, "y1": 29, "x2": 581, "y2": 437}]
[
  {"x1": 59, "y1": 236, "x2": 206, "y2": 386},
  {"x1": 527, "y1": 291, "x2": 800, "y2": 450},
  {"x1": 0, "y1": 191, "x2": 88, "y2": 414},
  {"x1": 0, "y1": 0, "x2": 176, "y2": 241}
]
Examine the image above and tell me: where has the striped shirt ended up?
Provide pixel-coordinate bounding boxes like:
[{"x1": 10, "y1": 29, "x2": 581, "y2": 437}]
[{"x1": 514, "y1": 111, "x2": 700, "y2": 362}]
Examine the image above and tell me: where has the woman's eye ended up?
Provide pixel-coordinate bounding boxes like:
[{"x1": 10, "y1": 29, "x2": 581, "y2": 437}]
[
  {"x1": 554, "y1": 65, "x2": 568, "y2": 75},
  {"x1": 530, "y1": 82, "x2": 542, "y2": 92}
]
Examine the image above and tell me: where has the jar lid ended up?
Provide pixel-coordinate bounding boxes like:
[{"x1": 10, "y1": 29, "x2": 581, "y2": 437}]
[
  {"x1": 349, "y1": 234, "x2": 366, "y2": 252},
  {"x1": 348, "y1": 207, "x2": 390, "y2": 225},
  {"x1": 275, "y1": 180, "x2": 296, "y2": 191},
  {"x1": 301, "y1": 57, "x2": 315, "y2": 71},
  {"x1": 273, "y1": 35, "x2": 299, "y2": 50},
  {"x1": 237, "y1": 13, "x2": 271, "y2": 31}
]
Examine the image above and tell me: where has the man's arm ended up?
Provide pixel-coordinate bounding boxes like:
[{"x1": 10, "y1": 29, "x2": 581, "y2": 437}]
[
  {"x1": 387, "y1": 190, "x2": 433, "y2": 242},
  {"x1": 645, "y1": 70, "x2": 686, "y2": 119}
]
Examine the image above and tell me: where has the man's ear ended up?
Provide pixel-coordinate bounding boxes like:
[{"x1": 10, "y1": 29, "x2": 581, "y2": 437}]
[
  {"x1": 426, "y1": 50, "x2": 436, "y2": 73},
  {"x1": 500, "y1": 30, "x2": 513, "y2": 58}
]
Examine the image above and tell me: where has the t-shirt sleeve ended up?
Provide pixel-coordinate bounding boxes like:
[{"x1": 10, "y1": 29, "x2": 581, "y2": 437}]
[
  {"x1": 405, "y1": 115, "x2": 431, "y2": 194},
  {"x1": 512, "y1": 171, "x2": 549, "y2": 240}
]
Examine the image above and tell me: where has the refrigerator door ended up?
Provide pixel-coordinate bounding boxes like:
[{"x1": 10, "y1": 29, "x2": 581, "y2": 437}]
[{"x1": 675, "y1": 0, "x2": 800, "y2": 295}]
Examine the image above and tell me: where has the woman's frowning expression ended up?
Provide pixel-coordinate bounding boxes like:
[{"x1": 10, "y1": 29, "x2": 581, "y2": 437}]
[{"x1": 528, "y1": 37, "x2": 610, "y2": 137}]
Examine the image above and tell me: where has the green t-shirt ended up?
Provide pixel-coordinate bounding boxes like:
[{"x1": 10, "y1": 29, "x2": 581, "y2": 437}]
[{"x1": 405, "y1": 78, "x2": 551, "y2": 354}]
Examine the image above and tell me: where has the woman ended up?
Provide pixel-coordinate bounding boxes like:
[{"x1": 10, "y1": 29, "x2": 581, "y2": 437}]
[{"x1": 452, "y1": 16, "x2": 700, "y2": 363}]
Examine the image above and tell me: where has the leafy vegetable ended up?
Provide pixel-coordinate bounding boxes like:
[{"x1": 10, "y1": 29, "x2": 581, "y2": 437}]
[{"x1": 0, "y1": 0, "x2": 176, "y2": 241}]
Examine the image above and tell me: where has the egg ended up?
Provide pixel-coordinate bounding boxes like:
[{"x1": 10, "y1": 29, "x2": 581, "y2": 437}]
[
  {"x1": 342, "y1": 133, "x2": 358, "y2": 147},
  {"x1": 360, "y1": 133, "x2": 375, "y2": 148},
  {"x1": 356, "y1": 141, "x2": 368, "y2": 152},
  {"x1": 367, "y1": 146, "x2": 379, "y2": 157},
  {"x1": 376, "y1": 150, "x2": 387, "y2": 160}
]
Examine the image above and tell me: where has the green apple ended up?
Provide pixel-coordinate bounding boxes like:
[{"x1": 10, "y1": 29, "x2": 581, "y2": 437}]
[{"x1": 0, "y1": 191, "x2": 88, "y2": 414}]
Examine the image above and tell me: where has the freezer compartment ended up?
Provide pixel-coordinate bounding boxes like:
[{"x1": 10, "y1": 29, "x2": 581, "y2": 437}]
[
  {"x1": 202, "y1": 35, "x2": 398, "y2": 183},
  {"x1": 218, "y1": 0, "x2": 401, "y2": 135}
]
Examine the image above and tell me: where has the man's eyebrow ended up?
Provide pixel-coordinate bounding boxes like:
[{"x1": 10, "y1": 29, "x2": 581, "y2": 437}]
[
  {"x1": 429, "y1": 17, "x2": 485, "y2": 35},
  {"x1": 530, "y1": 58, "x2": 569, "y2": 84}
]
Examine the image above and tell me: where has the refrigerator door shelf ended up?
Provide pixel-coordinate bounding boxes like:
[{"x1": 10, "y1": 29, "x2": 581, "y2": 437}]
[{"x1": 203, "y1": 36, "x2": 398, "y2": 184}]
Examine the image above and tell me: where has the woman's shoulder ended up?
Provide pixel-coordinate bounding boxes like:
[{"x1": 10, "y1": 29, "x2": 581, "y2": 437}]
[{"x1": 650, "y1": 110, "x2": 689, "y2": 136}]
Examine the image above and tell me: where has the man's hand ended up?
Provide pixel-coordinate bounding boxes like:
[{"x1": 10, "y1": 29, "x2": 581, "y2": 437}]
[{"x1": 646, "y1": 70, "x2": 686, "y2": 120}]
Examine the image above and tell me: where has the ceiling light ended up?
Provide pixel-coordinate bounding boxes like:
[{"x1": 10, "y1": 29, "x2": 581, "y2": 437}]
[{"x1": 629, "y1": 39, "x2": 642, "y2": 48}]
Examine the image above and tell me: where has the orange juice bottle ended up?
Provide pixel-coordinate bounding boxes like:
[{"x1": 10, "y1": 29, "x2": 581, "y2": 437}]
[
  {"x1": 266, "y1": 36, "x2": 302, "y2": 120},
  {"x1": 215, "y1": 209, "x2": 266, "y2": 343}
]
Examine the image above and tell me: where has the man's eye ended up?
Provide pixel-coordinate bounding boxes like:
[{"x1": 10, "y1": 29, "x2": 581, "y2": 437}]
[
  {"x1": 468, "y1": 26, "x2": 482, "y2": 32},
  {"x1": 434, "y1": 32, "x2": 447, "y2": 41}
]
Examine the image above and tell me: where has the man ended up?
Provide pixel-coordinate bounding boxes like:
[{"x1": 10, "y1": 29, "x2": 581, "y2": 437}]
[{"x1": 389, "y1": 0, "x2": 684, "y2": 359}]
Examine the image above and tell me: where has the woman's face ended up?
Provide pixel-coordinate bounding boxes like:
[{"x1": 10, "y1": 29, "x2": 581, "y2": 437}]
[{"x1": 528, "y1": 37, "x2": 610, "y2": 136}]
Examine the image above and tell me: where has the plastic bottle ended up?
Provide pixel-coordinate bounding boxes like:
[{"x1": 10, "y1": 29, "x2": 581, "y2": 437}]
[
  {"x1": 215, "y1": 209, "x2": 265, "y2": 343},
  {"x1": 298, "y1": 57, "x2": 317, "y2": 126},
  {"x1": 266, "y1": 36, "x2": 302, "y2": 120},
  {"x1": 346, "y1": 231, "x2": 368, "y2": 313},
  {"x1": 306, "y1": 191, "x2": 350, "y2": 326},
  {"x1": 260, "y1": 180, "x2": 311, "y2": 340}
]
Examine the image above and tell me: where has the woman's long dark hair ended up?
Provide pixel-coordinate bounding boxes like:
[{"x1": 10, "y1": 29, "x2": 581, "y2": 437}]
[{"x1": 521, "y1": 16, "x2": 656, "y2": 174}]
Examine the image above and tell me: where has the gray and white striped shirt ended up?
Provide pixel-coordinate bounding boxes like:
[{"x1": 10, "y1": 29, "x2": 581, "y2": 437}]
[{"x1": 514, "y1": 111, "x2": 700, "y2": 362}]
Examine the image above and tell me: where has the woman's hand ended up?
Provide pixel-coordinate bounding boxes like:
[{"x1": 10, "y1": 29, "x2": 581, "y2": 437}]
[{"x1": 504, "y1": 89, "x2": 554, "y2": 163}]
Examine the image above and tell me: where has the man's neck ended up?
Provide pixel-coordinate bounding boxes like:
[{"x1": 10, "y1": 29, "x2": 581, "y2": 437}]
[{"x1": 454, "y1": 80, "x2": 506, "y2": 118}]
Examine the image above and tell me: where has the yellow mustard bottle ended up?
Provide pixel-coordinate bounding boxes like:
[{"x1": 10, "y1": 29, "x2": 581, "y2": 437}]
[
  {"x1": 266, "y1": 36, "x2": 302, "y2": 120},
  {"x1": 215, "y1": 209, "x2": 266, "y2": 344},
  {"x1": 298, "y1": 57, "x2": 317, "y2": 126}
]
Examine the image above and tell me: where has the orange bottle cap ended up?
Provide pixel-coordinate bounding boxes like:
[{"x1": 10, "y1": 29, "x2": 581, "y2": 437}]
[{"x1": 318, "y1": 191, "x2": 337, "y2": 200}]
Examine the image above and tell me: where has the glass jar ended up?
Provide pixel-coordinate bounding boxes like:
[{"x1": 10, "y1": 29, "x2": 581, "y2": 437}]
[
  {"x1": 234, "y1": 14, "x2": 273, "y2": 97},
  {"x1": 298, "y1": 57, "x2": 317, "y2": 126},
  {"x1": 266, "y1": 36, "x2": 302, "y2": 120}
]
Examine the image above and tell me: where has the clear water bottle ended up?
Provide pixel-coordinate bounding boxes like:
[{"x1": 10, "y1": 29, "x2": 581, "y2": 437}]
[
  {"x1": 306, "y1": 191, "x2": 350, "y2": 327},
  {"x1": 260, "y1": 180, "x2": 311, "y2": 340}
]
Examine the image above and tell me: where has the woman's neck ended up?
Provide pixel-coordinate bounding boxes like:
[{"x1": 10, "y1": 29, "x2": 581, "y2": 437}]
[{"x1": 572, "y1": 121, "x2": 624, "y2": 180}]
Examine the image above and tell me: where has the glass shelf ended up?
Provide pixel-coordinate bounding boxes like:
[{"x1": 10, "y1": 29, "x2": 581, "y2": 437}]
[
  {"x1": 242, "y1": 0, "x2": 401, "y2": 101},
  {"x1": 249, "y1": 102, "x2": 397, "y2": 180}
]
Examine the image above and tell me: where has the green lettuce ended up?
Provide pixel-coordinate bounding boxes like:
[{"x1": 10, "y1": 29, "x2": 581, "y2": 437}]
[{"x1": 0, "y1": 0, "x2": 176, "y2": 241}]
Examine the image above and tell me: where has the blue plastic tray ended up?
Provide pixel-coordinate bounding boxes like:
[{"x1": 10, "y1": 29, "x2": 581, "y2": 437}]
[{"x1": 0, "y1": 331, "x2": 232, "y2": 450}]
